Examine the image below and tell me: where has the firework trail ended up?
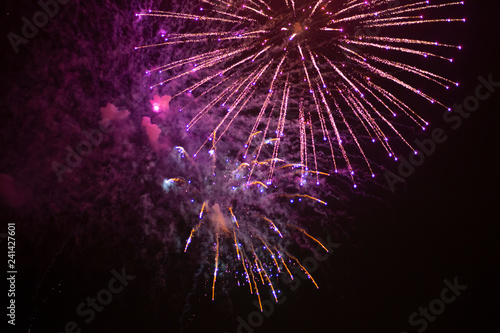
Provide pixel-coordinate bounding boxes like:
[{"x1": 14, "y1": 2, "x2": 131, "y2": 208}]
[
  {"x1": 161, "y1": 143, "x2": 330, "y2": 307},
  {"x1": 135, "y1": 0, "x2": 464, "y2": 187}
]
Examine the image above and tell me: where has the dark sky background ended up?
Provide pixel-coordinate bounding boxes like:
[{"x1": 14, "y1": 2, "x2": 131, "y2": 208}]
[{"x1": 1, "y1": 1, "x2": 499, "y2": 333}]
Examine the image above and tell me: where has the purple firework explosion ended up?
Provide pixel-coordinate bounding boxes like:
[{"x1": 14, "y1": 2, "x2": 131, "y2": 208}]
[
  {"x1": 5, "y1": 0, "x2": 497, "y2": 332},
  {"x1": 136, "y1": 0, "x2": 465, "y2": 187}
]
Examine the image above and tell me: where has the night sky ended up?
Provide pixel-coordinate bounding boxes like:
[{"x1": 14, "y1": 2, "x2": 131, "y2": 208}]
[{"x1": 1, "y1": 1, "x2": 499, "y2": 333}]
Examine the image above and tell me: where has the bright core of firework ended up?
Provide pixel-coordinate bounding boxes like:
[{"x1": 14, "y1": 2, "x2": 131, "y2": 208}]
[{"x1": 136, "y1": 0, "x2": 465, "y2": 187}]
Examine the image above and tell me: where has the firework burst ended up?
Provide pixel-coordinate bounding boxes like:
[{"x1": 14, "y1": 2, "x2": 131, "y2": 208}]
[
  {"x1": 136, "y1": 0, "x2": 464, "y2": 187},
  {"x1": 162, "y1": 145, "x2": 330, "y2": 306}
]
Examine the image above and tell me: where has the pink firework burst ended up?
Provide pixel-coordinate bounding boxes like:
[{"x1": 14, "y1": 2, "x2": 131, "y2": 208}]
[{"x1": 136, "y1": 0, "x2": 465, "y2": 187}]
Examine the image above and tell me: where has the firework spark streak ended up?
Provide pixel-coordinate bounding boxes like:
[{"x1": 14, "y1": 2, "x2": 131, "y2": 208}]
[
  {"x1": 163, "y1": 147, "x2": 329, "y2": 306},
  {"x1": 136, "y1": 0, "x2": 464, "y2": 187}
]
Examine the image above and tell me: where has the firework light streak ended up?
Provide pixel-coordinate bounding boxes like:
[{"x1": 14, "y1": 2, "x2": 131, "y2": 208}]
[
  {"x1": 163, "y1": 146, "x2": 329, "y2": 307},
  {"x1": 136, "y1": 0, "x2": 464, "y2": 187}
]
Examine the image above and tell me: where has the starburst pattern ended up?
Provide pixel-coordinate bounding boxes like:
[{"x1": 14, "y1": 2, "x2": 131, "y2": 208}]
[{"x1": 136, "y1": 0, "x2": 464, "y2": 187}]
